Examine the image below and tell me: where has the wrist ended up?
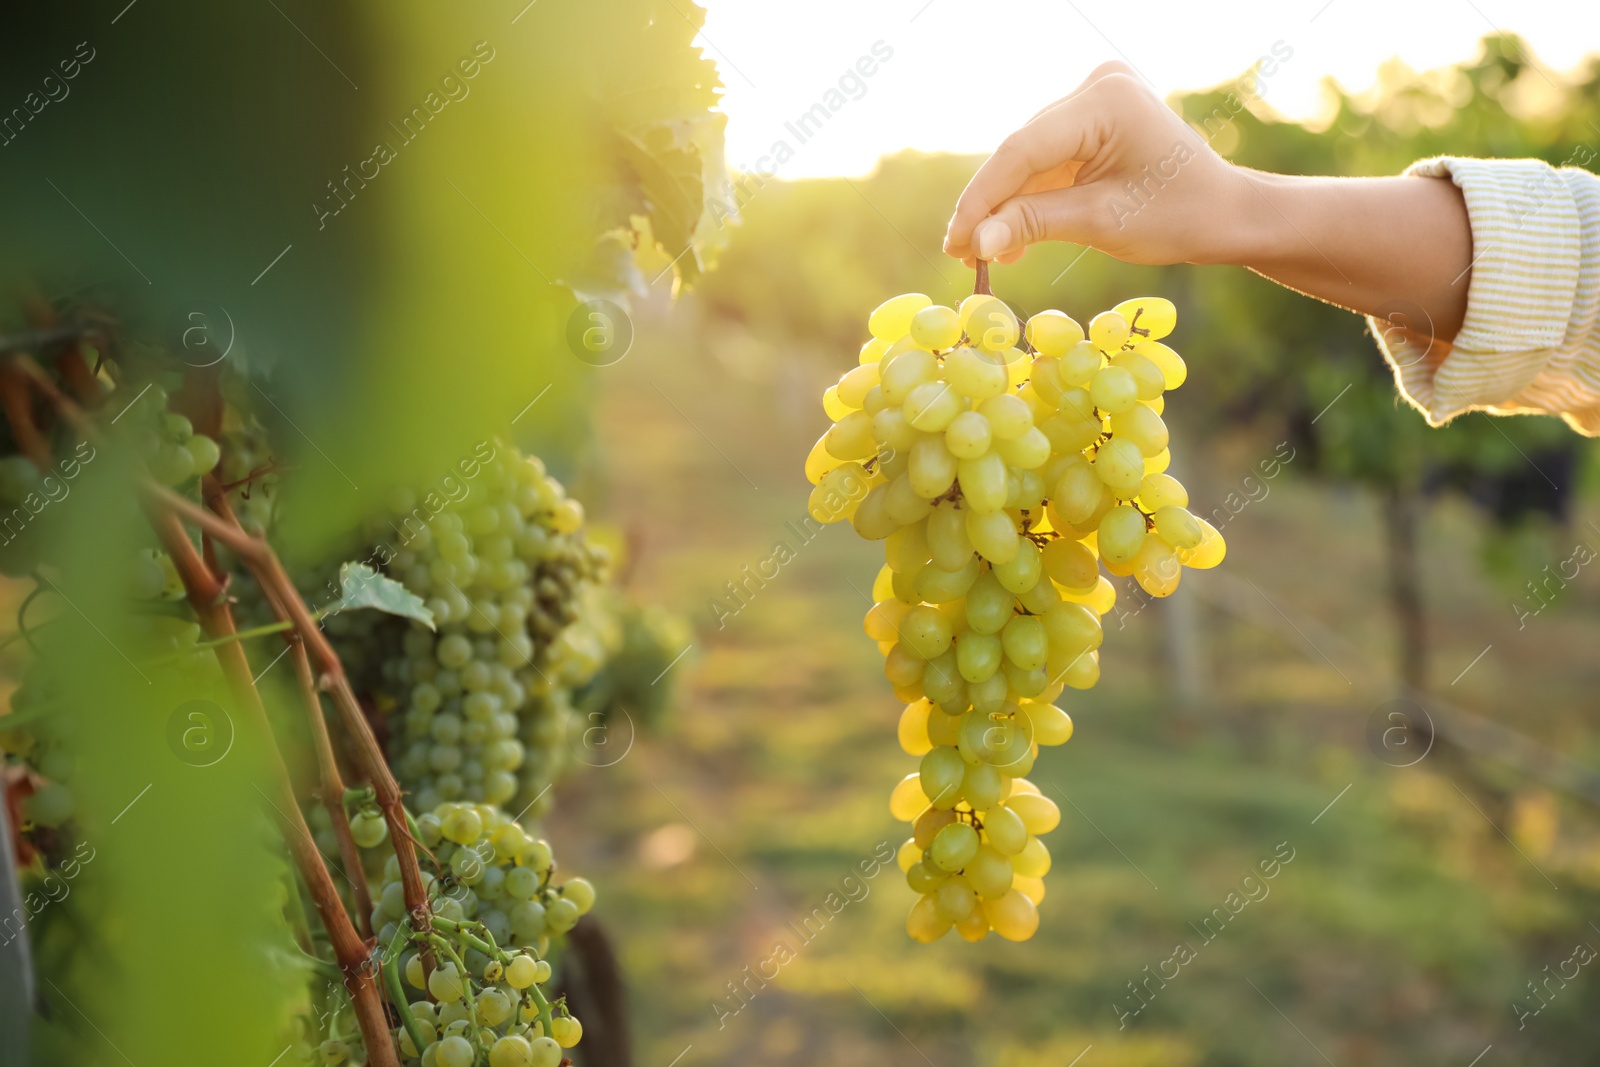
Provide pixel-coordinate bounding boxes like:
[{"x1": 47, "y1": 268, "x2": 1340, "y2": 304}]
[{"x1": 1203, "y1": 166, "x2": 1301, "y2": 268}]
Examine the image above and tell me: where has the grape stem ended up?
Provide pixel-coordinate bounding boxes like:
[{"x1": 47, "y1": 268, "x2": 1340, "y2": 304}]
[
  {"x1": 143, "y1": 504, "x2": 400, "y2": 1067},
  {"x1": 381, "y1": 938, "x2": 426, "y2": 1057},
  {"x1": 429, "y1": 915, "x2": 558, "y2": 1038},
  {"x1": 974, "y1": 260, "x2": 992, "y2": 296},
  {"x1": 286, "y1": 630, "x2": 376, "y2": 939}
]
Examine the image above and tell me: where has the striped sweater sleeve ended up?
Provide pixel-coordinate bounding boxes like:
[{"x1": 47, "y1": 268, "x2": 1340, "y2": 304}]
[{"x1": 1365, "y1": 155, "x2": 1600, "y2": 436}]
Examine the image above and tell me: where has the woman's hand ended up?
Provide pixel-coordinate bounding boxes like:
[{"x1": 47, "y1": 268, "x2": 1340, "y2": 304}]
[
  {"x1": 944, "y1": 62, "x2": 1473, "y2": 344},
  {"x1": 943, "y1": 62, "x2": 1255, "y2": 268}
]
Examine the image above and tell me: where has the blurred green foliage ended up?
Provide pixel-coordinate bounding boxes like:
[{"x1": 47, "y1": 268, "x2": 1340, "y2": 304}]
[{"x1": 0, "y1": 2, "x2": 727, "y2": 1064}]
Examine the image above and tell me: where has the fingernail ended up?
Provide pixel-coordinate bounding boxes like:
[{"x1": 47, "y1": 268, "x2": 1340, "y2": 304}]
[{"x1": 974, "y1": 219, "x2": 1011, "y2": 259}]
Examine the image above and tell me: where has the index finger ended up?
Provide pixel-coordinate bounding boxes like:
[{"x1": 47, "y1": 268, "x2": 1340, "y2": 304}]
[{"x1": 944, "y1": 90, "x2": 1108, "y2": 258}]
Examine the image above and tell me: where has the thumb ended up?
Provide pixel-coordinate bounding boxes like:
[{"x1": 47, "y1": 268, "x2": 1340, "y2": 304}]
[{"x1": 972, "y1": 187, "x2": 1103, "y2": 260}]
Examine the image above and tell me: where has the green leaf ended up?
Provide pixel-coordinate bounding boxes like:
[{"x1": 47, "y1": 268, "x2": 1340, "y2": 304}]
[{"x1": 332, "y1": 562, "x2": 434, "y2": 631}]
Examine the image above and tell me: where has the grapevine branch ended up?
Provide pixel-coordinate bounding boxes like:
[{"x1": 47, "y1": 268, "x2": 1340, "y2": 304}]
[
  {"x1": 285, "y1": 629, "x2": 375, "y2": 938},
  {"x1": 144, "y1": 506, "x2": 398, "y2": 1067},
  {"x1": 9, "y1": 367, "x2": 402, "y2": 1060},
  {"x1": 187, "y1": 480, "x2": 436, "y2": 954}
]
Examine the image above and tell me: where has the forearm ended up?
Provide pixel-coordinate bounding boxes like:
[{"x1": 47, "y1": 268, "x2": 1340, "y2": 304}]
[{"x1": 1225, "y1": 171, "x2": 1473, "y2": 343}]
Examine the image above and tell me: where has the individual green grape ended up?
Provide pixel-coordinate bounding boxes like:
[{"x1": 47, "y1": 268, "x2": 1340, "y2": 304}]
[
  {"x1": 919, "y1": 746, "x2": 966, "y2": 809},
  {"x1": 562, "y1": 877, "x2": 596, "y2": 915},
  {"x1": 966, "y1": 506, "x2": 1019, "y2": 565},
  {"x1": 880, "y1": 349, "x2": 939, "y2": 404},
  {"x1": 926, "y1": 503, "x2": 974, "y2": 570},
  {"x1": 961, "y1": 760, "x2": 1004, "y2": 811},
  {"x1": 349, "y1": 809, "x2": 388, "y2": 849},
  {"x1": 505, "y1": 955, "x2": 540, "y2": 990},
  {"x1": 928, "y1": 652, "x2": 960, "y2": 710},
  {"x1": 1109, "y1": 405, "x2": 1168, "y2": 456},
  {"x1": 992, "y1": 537, "x2": 1041, "y2": 594},
  {"x1": 935, "y1": 878, "x2": 978, "y2": 922},
  {"x1": 870, "y1": 292, "x2": 933, "y2": 340},
  {"x1": 955, "y1": 632, "x2": 1003, "y2": 684},
  {"x1": 907, "y1": 893, "x2": 952, "y2": 942},
  {"x1": 944, "y1": 410, "x2": 993, "y2": 459},
  {"x1": 550, "y1": 1016, "x2": 583, "y2": 1049},
  {"x1": 977, "y1": 393, "x2": 1033, "y2": 440},
  {"x1": 1088, "y1": 366, "x2": 1138, "y2": 414},
  {"x1": 915, "y1": 557, "x2": 980, "y2": 604},
  {"x1": 909, "y1": 435, "x2": 958, "y2": 500},
  {"x1": 1088, "y1": 310, "x2": 1131, "y2": 350},
  {"x1": 929, "y1": 821, "x2": 980, "y2": 872},
  {"x1": 1001, "y1": 615, "x2": 1048, "y2": 671},
  {"x1": 1005, "y1": 792, "x2": 1061, "y2": 834},
  {"x1": 1153, "y1": 505, "x2": 1203, "y2": 550},
  {"x1": 22, "y1": 781, "x2": 74, "y2": 828},
  {"x1": 1097, "y1": 505, "x2": 1147, "y2": 565},
  {"x1": 1092, "y1": 439, "x2": 1145, "y2": 499},
  {"x1": 1021, "y1": 701, "x2": 1074, "y2": 746},
  {"x1": 1132, "y1": 339, "x2": 1187, "y2": 389},
  {"x1": 852, "y1": 485, "x2": 899, "y2": 539},
  {"x1": 983, "y1": 803, "x2": 1029, "y2": 855},
  {"x1": 1016, "y1": 573, "x2": 1060, "y2": 615},
  {"x1": 992, "y1": 426, "x2": 1050, "y2": 469},
  {"x1": 884, "y1": 523, "x2": 929, "y2": 574},
  {"x1": 910, "y1": 304, "x2": 962, "y2": 349},
  {"x1": 429, "y1": 962, "x2": 466, "y2": 1003},
  {"x1": 964, "y1": 844, "x2": 1015, "y2": 899},
  {"x1": 956, "y1": 452, "x2": 1008, "y2": 514},
  {"x1": 1024, "y1": 310, "x2": 1085, "y2": 356},
  {"x1": 1177, "y1": 518, "x2": 1227, "y2": 569},
  {"x1": 435, "y1": 1035, "x2": 475, "y2": 1067},
  {"x1": 1112, "y1": 296, "x2": 1176, "y2": 340},
  {"x1": 1012, "y1": 836, "x2": 1053, "y2": 878},
  {"x1": 900, "y1": 606, "x2": 954, "y2": 659},
  {"x1": 826, "y1": 410, "x2": 878, "y2": 460},
  {"x1": 838, "y1": 363, "x2": 881, "y2": 408},
  {"x1": 984, "y1": 888, "x2": 1041, "y2": 941},
  {"x1": 944, "y1": 347, "x2": 1009, "y2": 401},
  {"x1": 1138, "y1": 472, "x2": 1188, "y2": 510},
  {"x1": 1043, "y1": 601, "x2": 1103, "y2": 660},
  {"x1": 964, "y1": 296, "x2": 1020, "y2": 353},
  {"x1": 490, "y1": 1035, "x2": 535, "y2": 1067},
  {"x1": 961, "y1": 571, "x2": 1010, "y2": 635},
  {"x1": 905, "y1": 381, "x2": 963, "y2": 432},
  {"x1": 1110, "y1": 350, "x2": 1167, "y2": 400},
  {"x1": 1041, "y1": 537, "x2": 1097, "y2": 593},
  {"x1": 187, "y1": 434, "x2": 221, "y2": 476},
  {"x1": 1133, "y1": 535, "x2": 1182, "y2": 598},
  {"x1": 1053, "y1": 459, "x2": 1109, "y2": 525}
]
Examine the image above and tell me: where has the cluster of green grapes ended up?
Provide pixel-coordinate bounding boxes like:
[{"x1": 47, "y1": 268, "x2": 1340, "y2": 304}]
[
  {"x1": 333, "y1": 441, "x2": 616, "y2": 818},
  {"x1": 805, "y1": 286, "x2": 1225, "y2": 942},
  {"x1": 371, "y1": 802, "x2": 592, "y2": 1067},
  {"x1": 112, "y1": 384, "x2": 221, "y2": 487}
]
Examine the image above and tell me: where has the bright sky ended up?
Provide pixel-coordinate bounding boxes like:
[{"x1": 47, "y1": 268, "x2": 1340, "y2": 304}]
[{"x1": 697, "y1": 0, "x2": 1590, "y2": 178}]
